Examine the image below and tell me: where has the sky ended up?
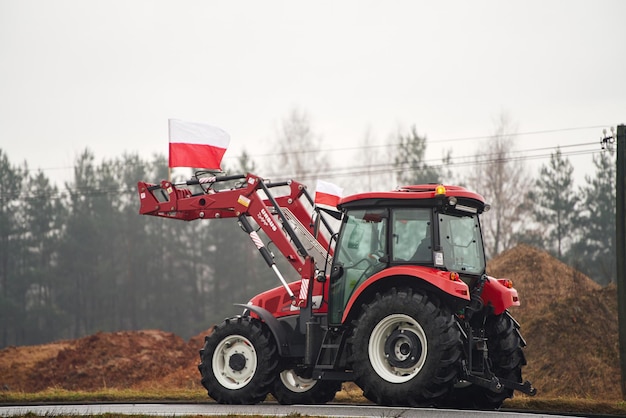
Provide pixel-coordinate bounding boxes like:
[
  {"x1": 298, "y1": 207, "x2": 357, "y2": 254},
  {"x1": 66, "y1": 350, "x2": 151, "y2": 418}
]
[{"x1": 0, "y1": 0, "x2": 624, "y2": 192}]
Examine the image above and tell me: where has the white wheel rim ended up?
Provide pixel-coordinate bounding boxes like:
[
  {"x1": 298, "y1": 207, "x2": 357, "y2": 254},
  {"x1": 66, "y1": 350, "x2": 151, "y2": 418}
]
[
  {"x1": 279, "y1": 369, "x2": 318, "y2": 393},
  {"x1": 212, "y1": 334, "x2": 258, "y2": 389},
  {"x1": 368, "y1": 313, "x2": 427, "y2": 383}
]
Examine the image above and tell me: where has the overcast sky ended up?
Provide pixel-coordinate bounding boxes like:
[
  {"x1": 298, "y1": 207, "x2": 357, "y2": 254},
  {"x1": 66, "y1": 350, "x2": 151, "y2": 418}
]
[{"x1": 0, "y1": 0, "x2": 624, "y2": 190}]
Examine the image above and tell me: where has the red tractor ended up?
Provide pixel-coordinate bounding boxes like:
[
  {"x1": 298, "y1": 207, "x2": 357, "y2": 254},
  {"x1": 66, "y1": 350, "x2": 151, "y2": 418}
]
[{"x1": 137, "y1": 172, "x2": 536, "y2": 409}]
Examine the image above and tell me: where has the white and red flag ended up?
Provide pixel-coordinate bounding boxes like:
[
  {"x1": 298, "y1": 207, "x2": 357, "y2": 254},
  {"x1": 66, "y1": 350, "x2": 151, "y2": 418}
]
[
  {"x1": 168, "y1": 119, "x2": 230, "y2": 169},
  {"x1": 314, "y1": 179, "x2": 343, "y2": 208}
]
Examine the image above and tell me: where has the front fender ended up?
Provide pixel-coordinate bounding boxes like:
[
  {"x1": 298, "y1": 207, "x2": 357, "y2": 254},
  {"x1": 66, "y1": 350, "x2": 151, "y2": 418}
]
[
  {"x1": 235, "y1": 303, "x2": 291, "y2": 356},
  {"x1": 341, "y1": 266, "x2": 470, "y2": 323},
  {"x1": 481, "y1": 276, "x2": 520, "y2": 315}
]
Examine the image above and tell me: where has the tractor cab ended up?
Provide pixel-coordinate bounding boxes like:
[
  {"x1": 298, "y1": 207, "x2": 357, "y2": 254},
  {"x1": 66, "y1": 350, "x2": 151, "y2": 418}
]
[{"x1": 328, "y1": 185, "x2": 488, "y2": 324}]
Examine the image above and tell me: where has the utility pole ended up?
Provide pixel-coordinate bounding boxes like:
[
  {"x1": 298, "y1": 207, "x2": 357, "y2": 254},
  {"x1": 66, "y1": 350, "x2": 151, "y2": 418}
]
[{"x1": 616, "y1": 124, "x2": 626, "y2": 400}]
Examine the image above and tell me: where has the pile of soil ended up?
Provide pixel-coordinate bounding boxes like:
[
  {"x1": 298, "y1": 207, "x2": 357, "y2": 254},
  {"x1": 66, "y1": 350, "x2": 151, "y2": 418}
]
[
  {"x1": 488, "y1": 245, "x2": 620, "y2": 400},
  {"x1": 0, "y1": 329, "x2": 212, "y2": 392},
  {"x1": 0, "y1": 245, "x2": 620, "y2": 400},
  {"x1": 487, "y1": 244, "x2": 602, "y2": 324}
]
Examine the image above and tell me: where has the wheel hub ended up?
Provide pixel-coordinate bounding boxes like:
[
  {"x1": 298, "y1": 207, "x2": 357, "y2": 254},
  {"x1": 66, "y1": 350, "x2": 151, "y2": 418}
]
[
  {"x1": 384, "y1": 328, "x2": 422, "y2": 368},
  {"x1": 229, "y1": 352, "x2": 247, "y2": 371}
]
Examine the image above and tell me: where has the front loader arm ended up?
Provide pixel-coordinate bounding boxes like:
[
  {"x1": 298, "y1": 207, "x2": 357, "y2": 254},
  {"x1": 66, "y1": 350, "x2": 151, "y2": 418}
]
[
  {"x1": 137, "y1": 174, "x2": 247, "y2": 221},
  {"x1": 137, "y1": 173, "x2": 336, "y2": 305}
]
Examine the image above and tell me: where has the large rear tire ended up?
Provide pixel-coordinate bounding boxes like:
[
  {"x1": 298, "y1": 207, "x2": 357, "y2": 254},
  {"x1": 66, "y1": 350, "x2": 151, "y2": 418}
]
[
  {"x1": 445, "y1": 312, "x2": 526, "y2": 409},
  {"x1": 271, "y1": 369, "x2": 341, "y2": 405},
  {"x1": 348, "y1": 287, "x2": 462, "y2": 406},
  {"x1": 198, "y1": 316, "x2": 278, "y2": 404}
]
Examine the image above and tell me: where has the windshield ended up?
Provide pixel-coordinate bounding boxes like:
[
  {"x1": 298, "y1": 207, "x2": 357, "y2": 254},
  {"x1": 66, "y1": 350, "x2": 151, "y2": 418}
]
[{"x1": 438, "y1": 213, "x2": 485, "y2": 275}]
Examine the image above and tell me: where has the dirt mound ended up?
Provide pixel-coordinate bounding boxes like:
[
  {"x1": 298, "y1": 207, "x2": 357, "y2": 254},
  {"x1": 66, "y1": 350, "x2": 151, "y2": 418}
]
[
  {"x1": 522, "y1": 285, "x2": 619, "y2": 399},
  {"x1": 0, "y1": 340, "x2": 73, "y2": 391},
  {"x1": 488, "y1": 245, "x2": 620, "y2": 400},
  {"x1": 487, "y1": 244, "x2": 601, "y2": 324},
  {"x1": 133, "y1": 327, "x2": 214, "y2": 391},
  {"x1": 39, "y1": 330, "x2": 194, "y2": 392},
  {"x1": 0, "y1": 330, "x2": 197, "y2": 392}
]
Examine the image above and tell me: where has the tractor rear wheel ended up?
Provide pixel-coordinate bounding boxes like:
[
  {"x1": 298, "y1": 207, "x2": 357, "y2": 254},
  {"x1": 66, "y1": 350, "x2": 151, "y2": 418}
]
[
  {"x1": 271, "y1": 369, "x2": 341, "y2": 405},
  {"x1": 444, "y1": 312, "x2": 526, "y2": 409},
  {"x1": 198, "y1": 316, "x2": 278, "y2": 404},
  {"x1": 348, "y1": 287, "x2": 462, "y2": 406}
]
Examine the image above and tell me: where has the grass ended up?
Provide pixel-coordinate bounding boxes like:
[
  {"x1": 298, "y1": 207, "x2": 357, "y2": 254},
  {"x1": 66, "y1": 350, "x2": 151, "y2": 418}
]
[
  {"x1": 0, "y1": 388, "x2": 208, "y2": 404},
  {"x1": 1, "y1": 389, "x2": 625, "y2": 416},
  {"x1": 505, "y1": 396, "x2": 626, "y2": 416}
]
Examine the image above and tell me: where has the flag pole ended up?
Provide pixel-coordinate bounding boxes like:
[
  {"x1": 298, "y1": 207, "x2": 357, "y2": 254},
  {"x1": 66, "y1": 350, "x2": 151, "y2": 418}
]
[{"x1": 168, "y1": 119, "x2": 172, "y2": 181}]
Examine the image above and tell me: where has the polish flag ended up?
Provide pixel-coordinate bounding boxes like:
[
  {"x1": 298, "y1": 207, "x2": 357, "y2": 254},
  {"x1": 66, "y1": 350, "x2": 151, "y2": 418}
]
[
  {"x1": 315, "y1": 180, "x2": 343, "y2": 208},
  {"x1": 168, "y1": 119, "x2": 230, "y2": 169}
]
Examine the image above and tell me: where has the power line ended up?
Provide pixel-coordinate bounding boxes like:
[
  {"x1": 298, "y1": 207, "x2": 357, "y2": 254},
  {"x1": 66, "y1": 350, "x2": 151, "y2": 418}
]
[
  {"x1": 232, "y1": 125, "x2": 609, "y2": 159},
  {"x1": 0, "y1": 127, "x2": 613, "y2": 199},
  {"x1": 291, "y1": 147, "x2": 606, "y2": 182},
  {"x1": 262, "y1": 140, "x2": 605, "y2": 181},
  {"x1": 22, "y1": 124, "x2": 610, "y2": 172},
  {"x1": 3, "y1": 145, "x2": 610, "y2": 199}
]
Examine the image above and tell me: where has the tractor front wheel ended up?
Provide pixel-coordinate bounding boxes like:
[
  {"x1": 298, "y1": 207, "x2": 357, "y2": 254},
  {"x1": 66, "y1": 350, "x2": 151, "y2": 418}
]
[
  {"x1": 348, "y1": 287, "x2": 462, "y2": 406},
  {"x1": 198, "y1": 316, "x2": 278, "y2": 404}
]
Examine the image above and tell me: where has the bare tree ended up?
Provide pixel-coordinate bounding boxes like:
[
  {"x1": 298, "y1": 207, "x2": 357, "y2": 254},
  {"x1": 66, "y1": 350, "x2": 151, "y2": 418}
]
[
  {"x1": 466, "y1": 114, "x2": 532, "y2": 258},
  {"x1": 346, "y1": 127, "x2": 395, "y2": 193},
  {"x1": 354, "y1": 127, "x2": 377, "y2": 192},
  {"x1": 268, "y1": 107, "x2": 329, "y2": 182}
]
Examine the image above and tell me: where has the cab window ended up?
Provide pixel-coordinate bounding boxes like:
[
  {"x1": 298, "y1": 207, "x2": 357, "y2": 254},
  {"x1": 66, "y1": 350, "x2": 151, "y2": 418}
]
[{"x1": 391, "y1": 208, "x2": 432, "y2": 263}]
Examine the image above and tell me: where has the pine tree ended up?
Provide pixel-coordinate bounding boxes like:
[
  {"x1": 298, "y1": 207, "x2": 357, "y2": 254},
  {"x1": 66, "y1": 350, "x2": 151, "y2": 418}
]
[
  {"x1": 393, "y1": 125, "x2": 440, "y2": 185},
  {"x1": 569, "y1": 151, "x2": 616, "y2": 284},
  {"x1": 529, "y1": 148, "x2": 578, "y2": 259},
  {"x1": 56, "y1": 150, "x2": 101, "y2": 338},
  {"x1": 0, "y1": 150, "x2": 25, "y2": 346},
  {"x1": 19, "y1": 170, "x2": 65, "y2": 344}
]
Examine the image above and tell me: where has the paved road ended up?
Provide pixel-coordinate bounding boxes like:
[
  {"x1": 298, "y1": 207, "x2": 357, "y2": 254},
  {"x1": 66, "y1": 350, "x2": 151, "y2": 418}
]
[{"x1": 0, "y1": 403, "x2": 585, "y2": 417}]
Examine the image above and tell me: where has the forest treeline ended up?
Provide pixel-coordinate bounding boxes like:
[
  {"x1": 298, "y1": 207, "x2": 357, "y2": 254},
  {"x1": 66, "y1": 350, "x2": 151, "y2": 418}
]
[
  {"x1": 0, "y1": 115, "x2": 617, "y2": 348},
  {"x1": 0, "y1": 149, "x2": 285, "y2": 348}
]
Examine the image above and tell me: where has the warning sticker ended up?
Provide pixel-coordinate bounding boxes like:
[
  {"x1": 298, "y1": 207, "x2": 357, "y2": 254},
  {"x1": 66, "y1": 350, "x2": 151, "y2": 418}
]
[{"x1": 238, "y1": 195, "x2": 251, "y2": 207}]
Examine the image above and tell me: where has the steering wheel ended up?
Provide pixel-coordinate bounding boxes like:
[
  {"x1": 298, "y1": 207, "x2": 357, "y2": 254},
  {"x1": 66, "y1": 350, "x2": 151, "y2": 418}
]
[{"x1": 368, "y1": 249, "x2": 386, "y2": 263}]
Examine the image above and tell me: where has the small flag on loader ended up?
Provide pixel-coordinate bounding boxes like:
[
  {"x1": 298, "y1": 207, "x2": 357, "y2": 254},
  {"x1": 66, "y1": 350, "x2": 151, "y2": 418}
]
[
  {"x1": 314, "y1": 180, "x2": 343, "y2": 209},
  {"x1": 168, "y1": 119, "x2": 230, "y2": 169}
]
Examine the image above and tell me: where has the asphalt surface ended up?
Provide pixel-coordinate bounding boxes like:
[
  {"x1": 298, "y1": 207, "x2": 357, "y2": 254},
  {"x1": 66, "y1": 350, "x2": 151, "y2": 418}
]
[{"x1": 0, "y1": 403, "x2": 587, "y2": 417}]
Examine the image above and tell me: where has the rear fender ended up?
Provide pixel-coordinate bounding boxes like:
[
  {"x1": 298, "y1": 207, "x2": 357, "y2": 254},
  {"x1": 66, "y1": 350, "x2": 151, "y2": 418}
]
[
  {"x1": 341, "y1": 266, "x2": 470, "y2": 323},
  {"x1": 480, "y1": 276, "x2": 520, "y2": 315}
]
